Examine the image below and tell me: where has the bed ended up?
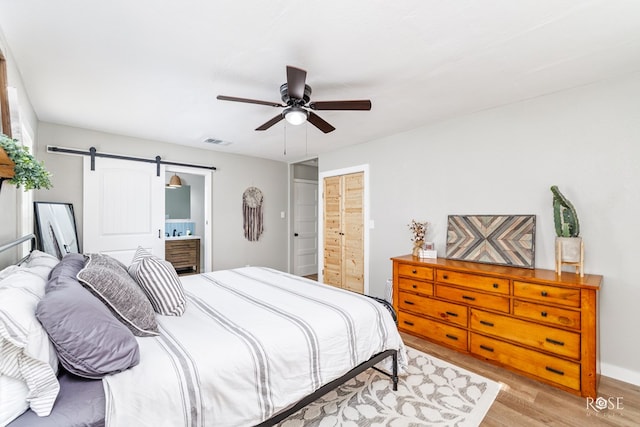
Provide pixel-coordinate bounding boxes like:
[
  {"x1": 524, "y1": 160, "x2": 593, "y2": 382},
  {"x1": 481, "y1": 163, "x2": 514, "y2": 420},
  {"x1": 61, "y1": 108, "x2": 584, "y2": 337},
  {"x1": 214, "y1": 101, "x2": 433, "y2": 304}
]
[{"x1": 0, "y1": 235, "x2": 406, "y2": 426}]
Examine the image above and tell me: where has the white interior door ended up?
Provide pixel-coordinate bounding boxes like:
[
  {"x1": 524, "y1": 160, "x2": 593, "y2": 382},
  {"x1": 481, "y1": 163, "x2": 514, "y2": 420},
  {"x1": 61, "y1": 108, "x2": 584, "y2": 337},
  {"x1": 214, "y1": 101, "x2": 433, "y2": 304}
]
[
  {"x1": 293, "y1": 179, "x2": 318, "y2": 276},
  {"x1": 83, "y1": 156, "x2": 165, "y2": 265}
]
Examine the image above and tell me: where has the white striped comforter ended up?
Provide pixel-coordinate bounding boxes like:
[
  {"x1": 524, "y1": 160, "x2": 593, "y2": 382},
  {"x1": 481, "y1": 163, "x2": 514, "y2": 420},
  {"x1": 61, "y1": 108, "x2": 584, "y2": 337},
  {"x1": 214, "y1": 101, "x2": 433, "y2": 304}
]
[{"x1": 103, "y1": 267, "x2": 406, "y2": 427}]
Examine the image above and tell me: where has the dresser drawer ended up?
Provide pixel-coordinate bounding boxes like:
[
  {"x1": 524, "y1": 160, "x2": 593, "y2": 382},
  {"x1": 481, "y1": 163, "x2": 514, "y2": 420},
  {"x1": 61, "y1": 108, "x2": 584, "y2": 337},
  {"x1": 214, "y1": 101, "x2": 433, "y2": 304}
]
[
  {"x1": 513, "y1": 281, "x2": 580, "y2": 307},
  {"x1": 398, "y1": 291, "x2": 430, "y2": 313},
  {"x1": 166, "y1": 239, "x2": 198, "y2": 251},
  {"x1": 398, "y1": 312, "x2": 468, "y2": 352},
  {"x1": 166, "y1": 251, "x2": 196, "y2": 264},
  {"x1": 436, "y1": 270, "x2": 509, "y2": 295},
  {"x1": 471, "y1": 333, "x2": 580, "y2": 391},
  {"x1": 436, "y1": 285, "x2": 509, "y2": 313},
  {"x1": 514, "y1": 300, "x2": 581, "y2": 330},
  {"x1": 397, "y1": 277, "x2": 433, "y2": 296},
  {"x1": 470, "y1": 309, "x2": 580, "y2": 359},
  {"x1": 398, "y1": 292, "x2": 467, "y2": 327},
  {"x1": 397, "y1": 263, "x2": 434, "y2": 280}
]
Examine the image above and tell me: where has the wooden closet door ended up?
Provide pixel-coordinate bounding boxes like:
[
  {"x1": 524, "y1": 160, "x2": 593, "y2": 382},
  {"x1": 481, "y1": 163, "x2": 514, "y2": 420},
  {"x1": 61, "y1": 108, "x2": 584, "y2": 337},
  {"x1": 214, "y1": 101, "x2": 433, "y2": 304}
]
[
  {"x1": 323, "y1": 175, "x2": 342, "y2": 287},
  {"x1": 342, "y1": 172, "x2": 364, "y2": 293},
  {"x1": 322, "y1": 172, "x2": 364, "y2": 293}
]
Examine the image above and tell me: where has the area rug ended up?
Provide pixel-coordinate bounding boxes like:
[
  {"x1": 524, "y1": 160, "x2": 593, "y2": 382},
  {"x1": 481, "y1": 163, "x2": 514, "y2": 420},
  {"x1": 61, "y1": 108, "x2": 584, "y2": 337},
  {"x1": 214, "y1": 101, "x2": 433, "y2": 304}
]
[{"x1": 278, "y1": 347, "x2": 501, "y2": 427}]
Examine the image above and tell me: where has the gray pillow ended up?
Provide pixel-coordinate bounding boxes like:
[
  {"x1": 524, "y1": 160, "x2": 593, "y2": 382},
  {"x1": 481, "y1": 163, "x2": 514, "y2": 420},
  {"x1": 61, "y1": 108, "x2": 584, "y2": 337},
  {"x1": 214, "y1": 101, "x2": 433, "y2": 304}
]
[
  {"x1": 36, "y1": 253, "x2": 140, "y2": 379},
  {"x1": 77, "y1": 253, "x2": 159, "y2": 337}
]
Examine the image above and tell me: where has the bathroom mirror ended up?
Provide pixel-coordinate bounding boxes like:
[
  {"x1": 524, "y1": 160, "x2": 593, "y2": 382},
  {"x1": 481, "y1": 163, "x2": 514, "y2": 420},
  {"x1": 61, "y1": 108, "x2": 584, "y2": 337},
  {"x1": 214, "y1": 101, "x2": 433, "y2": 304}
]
[
  {"x1": 34, "y1": 201, "x2": 80, "y2": 259},
  {"x1": 165, "y1": 185, "x2": 191, "y2": 219}
]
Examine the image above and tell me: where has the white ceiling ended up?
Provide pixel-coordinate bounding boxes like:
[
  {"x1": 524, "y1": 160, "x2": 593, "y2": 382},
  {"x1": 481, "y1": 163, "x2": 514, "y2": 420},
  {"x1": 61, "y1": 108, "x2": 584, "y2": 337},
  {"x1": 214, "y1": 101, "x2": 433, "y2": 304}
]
[{"x1": 1, "y1": 0, "x2": 639, "y2": 162}]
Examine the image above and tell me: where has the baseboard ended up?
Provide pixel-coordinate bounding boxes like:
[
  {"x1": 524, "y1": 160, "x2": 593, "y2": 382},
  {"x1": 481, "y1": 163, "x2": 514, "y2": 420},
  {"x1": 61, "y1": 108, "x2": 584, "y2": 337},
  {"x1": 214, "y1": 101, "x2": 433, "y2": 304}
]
[{"x1": 601, "y1": 362, "x2": 640, "y2": 386}]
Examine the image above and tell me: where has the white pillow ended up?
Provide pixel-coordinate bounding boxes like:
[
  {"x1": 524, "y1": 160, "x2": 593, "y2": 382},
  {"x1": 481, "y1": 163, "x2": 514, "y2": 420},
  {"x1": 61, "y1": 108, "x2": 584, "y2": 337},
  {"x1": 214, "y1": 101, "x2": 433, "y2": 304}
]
[
  {"x1": 21, "y1": 250, "x2": 60, "y2": 279},
  {"x1": 0, "y1": 268, "x2": 60, "y2": 418},
  {"x1": 0, "y1": 375, "x2": 29, "y2": 426},
  {"x1": 0, "y1": 265, "x2": 20, "y2": 280},
  {"x1": 0, "y1": 250, "x2": 59, "y2": 282}
]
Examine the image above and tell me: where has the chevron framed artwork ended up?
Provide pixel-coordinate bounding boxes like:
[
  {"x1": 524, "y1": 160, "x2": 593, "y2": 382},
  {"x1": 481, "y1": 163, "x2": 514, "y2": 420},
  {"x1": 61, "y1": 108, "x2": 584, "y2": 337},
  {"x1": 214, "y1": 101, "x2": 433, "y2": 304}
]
[{"x1": 446, "y1": 215, "x2": 536, "y2": 268}]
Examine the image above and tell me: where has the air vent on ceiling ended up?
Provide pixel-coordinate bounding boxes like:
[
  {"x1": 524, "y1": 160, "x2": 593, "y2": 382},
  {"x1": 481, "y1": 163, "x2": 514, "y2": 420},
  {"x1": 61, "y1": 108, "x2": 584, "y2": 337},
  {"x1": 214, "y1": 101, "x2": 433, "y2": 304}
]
[{"x1": 203, "y1": 138, "x2": 231, "y2": 146}]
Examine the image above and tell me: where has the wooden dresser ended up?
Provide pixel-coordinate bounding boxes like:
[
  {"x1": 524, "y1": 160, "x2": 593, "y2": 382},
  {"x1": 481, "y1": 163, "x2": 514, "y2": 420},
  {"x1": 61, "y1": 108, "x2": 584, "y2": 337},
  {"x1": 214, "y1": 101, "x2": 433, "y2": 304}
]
[
  {"x1": 166, "y1": 238, "x2": 200, "y2": 276},
  {"x1": 391, "y1": 255, "x2": 602, "y2": 398}
]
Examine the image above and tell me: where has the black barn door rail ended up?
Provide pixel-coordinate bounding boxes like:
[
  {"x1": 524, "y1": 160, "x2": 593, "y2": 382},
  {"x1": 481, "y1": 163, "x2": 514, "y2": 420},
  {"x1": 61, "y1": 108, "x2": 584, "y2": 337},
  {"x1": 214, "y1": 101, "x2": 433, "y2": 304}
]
[{"x1": 47, "y1": 145, "x2": 217, "y2": 177}]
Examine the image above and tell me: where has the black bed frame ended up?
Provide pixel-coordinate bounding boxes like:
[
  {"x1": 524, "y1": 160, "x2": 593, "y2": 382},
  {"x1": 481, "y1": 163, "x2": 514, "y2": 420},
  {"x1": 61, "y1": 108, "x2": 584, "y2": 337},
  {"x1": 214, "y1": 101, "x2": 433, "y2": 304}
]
[{"x1": 256, "y1": 348, "x2": 398, "y2": 426}]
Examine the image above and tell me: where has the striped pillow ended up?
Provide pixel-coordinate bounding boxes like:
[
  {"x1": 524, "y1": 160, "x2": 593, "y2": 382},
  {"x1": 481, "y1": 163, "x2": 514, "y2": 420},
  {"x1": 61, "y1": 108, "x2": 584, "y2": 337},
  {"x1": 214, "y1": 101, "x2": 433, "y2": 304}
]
[
  {"x1": 128, "y1": 247, "x2": 186, "y2": 316},
  {"x1": 0, "y1": 269, "x2": 60, "y2": 420}
]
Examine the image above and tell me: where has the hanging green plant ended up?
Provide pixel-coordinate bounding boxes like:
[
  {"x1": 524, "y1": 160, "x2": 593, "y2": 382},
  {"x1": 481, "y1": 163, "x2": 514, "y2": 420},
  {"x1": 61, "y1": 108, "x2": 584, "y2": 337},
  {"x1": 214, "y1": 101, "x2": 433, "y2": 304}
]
[{"x1": 0, "y1": 133, "x2": 52, "y2": 190}]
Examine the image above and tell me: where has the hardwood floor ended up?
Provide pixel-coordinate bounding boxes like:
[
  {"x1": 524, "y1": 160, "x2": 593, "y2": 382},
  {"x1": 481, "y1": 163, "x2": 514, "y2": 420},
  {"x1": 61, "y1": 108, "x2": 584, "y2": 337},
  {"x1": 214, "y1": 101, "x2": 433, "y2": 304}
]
[{"x1": 402, "y1": 333, "x2": 640, "y2": 426}]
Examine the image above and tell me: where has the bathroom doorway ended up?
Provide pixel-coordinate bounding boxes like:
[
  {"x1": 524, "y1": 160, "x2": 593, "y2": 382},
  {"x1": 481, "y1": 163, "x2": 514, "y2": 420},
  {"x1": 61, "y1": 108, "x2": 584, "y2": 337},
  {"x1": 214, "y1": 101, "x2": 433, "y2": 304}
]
[{"x1": 165, "y1": 166, "x2": 212, "y2": 272}]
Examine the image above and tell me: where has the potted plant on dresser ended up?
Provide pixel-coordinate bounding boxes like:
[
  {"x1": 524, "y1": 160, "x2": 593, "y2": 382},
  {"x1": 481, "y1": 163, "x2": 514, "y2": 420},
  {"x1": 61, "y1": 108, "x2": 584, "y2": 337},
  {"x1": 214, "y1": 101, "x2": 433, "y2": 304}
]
[{"x1": 551, "y1": 185, "x2": 583, "y2": 276}]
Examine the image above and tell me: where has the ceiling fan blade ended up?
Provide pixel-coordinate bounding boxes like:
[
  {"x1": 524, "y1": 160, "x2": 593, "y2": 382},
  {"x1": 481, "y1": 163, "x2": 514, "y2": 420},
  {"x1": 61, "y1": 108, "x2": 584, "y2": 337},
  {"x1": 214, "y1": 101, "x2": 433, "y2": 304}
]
[
  {"x1": 217, "y1": 95, "x2": 284, "y2": 108},
  {"x1": 307, "y1": 111, "x2": 336, "y2": 133},
  {"x1": 255, "y1": 114, "x2": 285, "y2": 131},
  {"x1": 309, "y1": 100, "x2": 372, "y2": 110},
  {"x1": 286, "y1": 66, "x2": 307, "y2": 100}
]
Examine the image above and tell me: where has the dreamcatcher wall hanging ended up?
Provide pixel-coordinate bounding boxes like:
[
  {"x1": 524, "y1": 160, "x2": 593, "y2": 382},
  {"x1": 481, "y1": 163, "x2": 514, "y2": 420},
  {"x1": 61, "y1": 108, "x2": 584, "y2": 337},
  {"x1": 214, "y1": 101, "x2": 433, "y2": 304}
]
[{"x1": 242, "y1": 186, "x2": 264, "y2": 241}]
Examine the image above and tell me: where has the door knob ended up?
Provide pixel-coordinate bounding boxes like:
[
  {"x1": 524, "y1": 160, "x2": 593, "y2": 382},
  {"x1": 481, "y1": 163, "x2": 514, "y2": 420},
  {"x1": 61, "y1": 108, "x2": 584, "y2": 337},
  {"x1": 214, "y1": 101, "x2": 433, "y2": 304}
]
[{"x1": 294, "y1": 233, "x2": 299, "y2": 237}]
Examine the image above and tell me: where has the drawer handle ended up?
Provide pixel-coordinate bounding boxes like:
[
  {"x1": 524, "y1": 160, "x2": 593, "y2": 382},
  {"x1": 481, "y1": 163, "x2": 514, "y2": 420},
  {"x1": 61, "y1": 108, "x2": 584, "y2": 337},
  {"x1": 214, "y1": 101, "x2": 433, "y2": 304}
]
[
  {"x1": 545, "y1": 338, "x2": 565, "y2": 346},
  {"x1": 445, "y1": 334, "x2": 458, "y2": 341},
  {"x1": 541, "y1": 291, "x2": 548, "y2": 297},
  {"x1": 541, "y1": 311, "x2": 548, "y2": 317},
  {"x1": 462, "y1": 295, "x2": 476, "y2": 301},
  {"x1": 403, "y1": 320, "x2": 415, "y2": 326},
  {"x1": 479, "y1": 345, "x2": 494, "y2": 352},
  {"x1": 404, "y1": 300, "x2": 415, "y2": 305},
  {"x1": 545, "y1": 366, "x2": 565, "y2": 376},
  {"x1": 492, "y1": 283, "x2": 499, "y2": 288},
  {"x1": 479, "y1": 320, "x2": 494, "y2": 327},
  {"x1": 445, "y1": 311, "x2": 459, "y2": 317},
  {"x1": 443, "y1": 274, "x2": 449, "y2": 279},
  {"x1": 412, "y1": 269, "x2": 417, "y2": 274},
  {"x1": 412, "y1": 284, "x2": 418, "y2": 289}
]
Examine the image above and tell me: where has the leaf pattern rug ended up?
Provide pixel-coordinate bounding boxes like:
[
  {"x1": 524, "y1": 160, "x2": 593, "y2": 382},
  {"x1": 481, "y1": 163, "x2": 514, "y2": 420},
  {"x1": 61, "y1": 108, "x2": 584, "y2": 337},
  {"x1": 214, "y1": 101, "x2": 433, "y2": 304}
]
[{"x1": 278, "y1": 347, "x2": 501, "y2": 427}]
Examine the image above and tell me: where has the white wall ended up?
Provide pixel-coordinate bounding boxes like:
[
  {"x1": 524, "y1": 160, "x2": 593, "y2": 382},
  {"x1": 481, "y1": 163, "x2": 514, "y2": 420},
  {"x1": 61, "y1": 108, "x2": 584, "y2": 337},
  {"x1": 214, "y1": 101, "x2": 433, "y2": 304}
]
[
  {"x1": 0, "y1": 29, "x2": 38, "y2": 266},
  {"x1": 319, "y1": 73, "x2": 640, "y2": 384},
  {"x1": 34, "y1": 122, "x2": 289, "y2": 271}
]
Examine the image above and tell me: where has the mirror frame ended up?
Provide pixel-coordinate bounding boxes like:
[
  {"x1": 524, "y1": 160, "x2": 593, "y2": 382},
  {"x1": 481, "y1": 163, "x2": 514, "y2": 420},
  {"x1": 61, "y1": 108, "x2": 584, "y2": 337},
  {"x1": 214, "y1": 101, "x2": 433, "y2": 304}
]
[{"x1": 34, "y1": 201, "x2": 80, "y2": 259}]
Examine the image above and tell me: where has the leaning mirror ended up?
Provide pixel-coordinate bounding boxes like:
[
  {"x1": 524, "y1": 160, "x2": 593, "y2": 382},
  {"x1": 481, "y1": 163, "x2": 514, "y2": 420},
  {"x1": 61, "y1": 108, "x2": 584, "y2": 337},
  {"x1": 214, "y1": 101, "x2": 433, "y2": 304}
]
[{"x1": 34, "y1": 201, "x2": 80, "y2": 259}]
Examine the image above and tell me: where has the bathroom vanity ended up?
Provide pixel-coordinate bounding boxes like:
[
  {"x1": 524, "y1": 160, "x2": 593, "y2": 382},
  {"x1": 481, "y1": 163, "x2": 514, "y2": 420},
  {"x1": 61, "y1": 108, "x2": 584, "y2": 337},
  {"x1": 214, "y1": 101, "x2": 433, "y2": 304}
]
[{"x1": 165, "y1": 236, "x2": 200, "y2": 275}]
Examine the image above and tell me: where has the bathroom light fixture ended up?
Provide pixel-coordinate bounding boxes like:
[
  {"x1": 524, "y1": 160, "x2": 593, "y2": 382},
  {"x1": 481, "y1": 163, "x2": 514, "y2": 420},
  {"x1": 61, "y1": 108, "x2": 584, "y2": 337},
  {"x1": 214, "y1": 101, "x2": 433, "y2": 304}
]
[
  {"x1": 283, "y1": 106, "x2": 308, "y2": 126},
  {"x1": 168, "y1": 174, "x2": 182, "y2": 188}
]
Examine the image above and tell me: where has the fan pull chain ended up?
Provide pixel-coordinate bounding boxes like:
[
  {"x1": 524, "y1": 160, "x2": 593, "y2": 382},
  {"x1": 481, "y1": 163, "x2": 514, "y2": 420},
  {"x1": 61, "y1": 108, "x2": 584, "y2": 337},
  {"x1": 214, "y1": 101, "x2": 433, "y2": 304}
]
[{"x1": 283, "y1": 123, "x2": 287, "y2": 155}]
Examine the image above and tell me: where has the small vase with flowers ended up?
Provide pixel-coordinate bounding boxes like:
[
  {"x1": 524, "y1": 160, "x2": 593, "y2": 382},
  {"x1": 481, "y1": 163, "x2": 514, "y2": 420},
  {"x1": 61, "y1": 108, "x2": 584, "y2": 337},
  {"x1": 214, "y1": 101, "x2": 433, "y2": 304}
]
[{"x1": 408, "y1": 219, "x2": 428, "y2": 257}]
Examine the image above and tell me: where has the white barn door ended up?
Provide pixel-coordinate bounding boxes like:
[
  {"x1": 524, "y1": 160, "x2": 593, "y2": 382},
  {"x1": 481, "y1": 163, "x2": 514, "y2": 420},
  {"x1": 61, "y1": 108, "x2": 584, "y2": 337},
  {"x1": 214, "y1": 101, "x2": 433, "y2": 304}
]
[{"x1": 83, "y1": 156, "x2": 165, "y2": 265}]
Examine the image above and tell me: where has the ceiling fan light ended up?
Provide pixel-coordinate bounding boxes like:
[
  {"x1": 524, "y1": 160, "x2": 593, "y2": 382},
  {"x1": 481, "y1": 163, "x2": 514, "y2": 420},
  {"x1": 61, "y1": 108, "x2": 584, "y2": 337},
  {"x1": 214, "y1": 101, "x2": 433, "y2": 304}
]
[{"x1": 284, "y1": 107, "x2": 308, "y2": 125}]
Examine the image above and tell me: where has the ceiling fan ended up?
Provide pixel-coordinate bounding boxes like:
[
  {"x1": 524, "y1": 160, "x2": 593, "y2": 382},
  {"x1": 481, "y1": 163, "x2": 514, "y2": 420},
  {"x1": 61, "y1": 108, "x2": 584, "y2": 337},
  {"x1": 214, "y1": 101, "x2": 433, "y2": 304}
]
[{"x1": 217, "y1": 65, "x2": 372, "y2": 133}]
